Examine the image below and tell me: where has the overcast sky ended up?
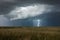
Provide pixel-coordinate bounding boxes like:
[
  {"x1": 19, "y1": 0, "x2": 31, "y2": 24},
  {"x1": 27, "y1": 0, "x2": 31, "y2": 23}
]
[{"x1": 0, "y1": 0, "x2": 60, "y2": 26}]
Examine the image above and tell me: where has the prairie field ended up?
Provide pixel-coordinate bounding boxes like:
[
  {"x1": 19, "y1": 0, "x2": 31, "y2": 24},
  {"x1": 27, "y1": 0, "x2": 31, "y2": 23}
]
[{"x1": 0, "y1": 27, "x2": 60, "y2": 40}]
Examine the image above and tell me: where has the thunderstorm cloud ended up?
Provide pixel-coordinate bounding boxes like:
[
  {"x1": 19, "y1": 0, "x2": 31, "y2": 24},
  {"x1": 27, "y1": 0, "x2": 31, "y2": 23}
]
[
  {"x1": 5, "y1": 4, "x2": 53, "y2": 20},
  {"x1": 0, "y1": 0, "x2": 60, "y2": 26}
]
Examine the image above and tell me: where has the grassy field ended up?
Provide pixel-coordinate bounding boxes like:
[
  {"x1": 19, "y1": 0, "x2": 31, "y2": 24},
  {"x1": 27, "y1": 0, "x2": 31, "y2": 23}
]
[{"x1": 0, "y1": 27, "x2": 60, "y2": 40}]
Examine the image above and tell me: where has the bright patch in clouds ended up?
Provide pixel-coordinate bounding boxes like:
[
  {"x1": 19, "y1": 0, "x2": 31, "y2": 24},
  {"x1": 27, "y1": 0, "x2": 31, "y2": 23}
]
[
  {"x1": 33, "y1": 19, "x2": 41, "y2": 27},
  {"x1": 0, "y1": 15, "x2": 11, "y2": 26},
  {"x1": 5, "y1": 4, "x2": 53, "y2": 20}
]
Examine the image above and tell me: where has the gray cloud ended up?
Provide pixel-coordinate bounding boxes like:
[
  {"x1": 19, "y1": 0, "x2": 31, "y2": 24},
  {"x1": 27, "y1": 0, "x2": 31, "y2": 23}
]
[
  {"x1": 5, "y1": 4, "x2": 54, "y2": 20},
  {"x1": 0, "y1": 0, "x2": 59, "y2": 16},
  {"x1": 0, "y1": 0, "x2": 59, "y2": 26},
  {"x1": 0, "y1": 15, "x2": 12, "y2": 26}
]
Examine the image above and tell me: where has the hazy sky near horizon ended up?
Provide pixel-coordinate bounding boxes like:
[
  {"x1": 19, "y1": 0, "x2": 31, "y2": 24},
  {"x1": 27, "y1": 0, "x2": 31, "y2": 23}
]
[{"x1": 0, "y1": 0, "x2": 60, "y2": 26}]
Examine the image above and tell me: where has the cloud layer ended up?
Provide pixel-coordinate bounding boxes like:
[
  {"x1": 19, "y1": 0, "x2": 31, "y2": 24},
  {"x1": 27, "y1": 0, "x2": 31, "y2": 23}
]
[
  {"x1": 0, "y1": 0, "x2": 60, "y2": 26},
  {"x1": 5, "y1": 4, "x2": 53, "y2": 20},
  {"x1": 0, "y1": 15, "x2": 12, "y2": 26},
  {"x1": 0, "y1": 0, "x2": 60, "y2": 15}
]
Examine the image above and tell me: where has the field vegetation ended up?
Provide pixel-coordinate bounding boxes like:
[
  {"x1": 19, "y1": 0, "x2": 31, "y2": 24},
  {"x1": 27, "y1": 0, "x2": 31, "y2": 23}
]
[{"x1": 0, "y1": 27, "x2": 60, "y2": 40}]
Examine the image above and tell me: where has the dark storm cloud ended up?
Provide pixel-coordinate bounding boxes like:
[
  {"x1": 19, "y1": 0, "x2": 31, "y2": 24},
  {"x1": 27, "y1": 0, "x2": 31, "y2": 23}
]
[
  {"x1": 0, "y1": 0, "x2": 60, "y2": 26},
  {"x1": 0, "y1": 0, "x2": 17, "y2": 15},
  {"x1": 11, "y1": 11, "x2": 60, "y2": 26},
  {"x1": 15, "y1": 0, "x2": 60, "y2": 5},
  {"x1": 37, "y1": 11, "x2": 60, "y2": 26},
  {"x1": 0, "y1": 0, "x2": 60, "y2": 15}
]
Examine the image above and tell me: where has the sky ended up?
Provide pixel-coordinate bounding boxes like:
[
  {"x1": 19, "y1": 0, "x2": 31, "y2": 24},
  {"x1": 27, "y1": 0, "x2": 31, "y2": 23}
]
[{"x1": 0, "y1": 0, "x2": 60, "y2": 26}]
